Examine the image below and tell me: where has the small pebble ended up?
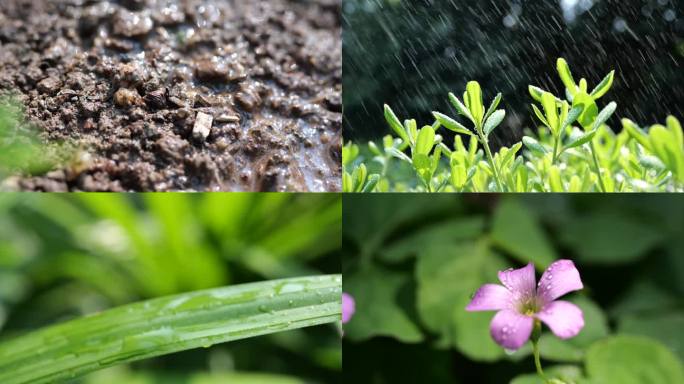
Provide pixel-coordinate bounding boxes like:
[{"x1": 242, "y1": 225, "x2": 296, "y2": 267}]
[
  {"x1": 216, "y1": 114, "x2": 241, "y2": 123},
  {"x1": 193, "y1": 112, "x2": 213, "y2": 141},
  {"x1": 37, "y1": 77, "x2": 62, "y2": 95},
  {"x1": 235, "y1": 90, "x2": 261, "y2": 112},
  {"x1": 194, "y1": 57, "x2": 229, "y2": 82},
  {"x1": 168, "y1": 96, "x2": 185, "y2": 108},
  {"x1": 112, "y1": 10, "x2": 153, "y2": 37},
  {"x1": 144, "y1": 88, "x2": 167, "y2": 109},
  {"x1": 194, "y1": 93, "x2": 213, "y2": 107},
  {"x1": 113, "y1": 88, "x2": 142, "y2": 108}
]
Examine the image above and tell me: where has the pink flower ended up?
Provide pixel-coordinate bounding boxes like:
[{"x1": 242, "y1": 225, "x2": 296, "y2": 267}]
[
  {"x1": 342, "y1": 292, "x2": 355, "y2": 324},
  {"x1": 466, "y1": 260, "x2": 584, "y2": 350}
]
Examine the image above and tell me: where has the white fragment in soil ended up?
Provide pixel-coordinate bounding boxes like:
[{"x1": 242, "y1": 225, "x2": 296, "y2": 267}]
[
  {"x1": 215, "y1": 114, "x2": 240, "y2": 123},
  {"x1": 193, "y1": 112, "x2": 213, "y2": 141}
]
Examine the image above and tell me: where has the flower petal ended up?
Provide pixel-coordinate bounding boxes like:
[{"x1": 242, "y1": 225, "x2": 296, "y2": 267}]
[
  {"x1": 537, "y1": 259, "x2": 583, "y2": 303},
  {"x1": 466, "y1": 284, "x2": 512, "y2": 311},
  {"x1": 342, "y1": 292, "x2": 355, "y2": 324},
  {"x1": 489, "y1": 309, "x2": 534, "y2": 350},
  {"x1": 536, "y1": 300, "x2": 584, "y2": 339},
  {"x1": 498, "y1": 263, "x2": 536, "y2": 298}
]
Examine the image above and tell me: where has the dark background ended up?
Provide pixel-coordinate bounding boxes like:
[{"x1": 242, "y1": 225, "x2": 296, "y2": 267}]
[{"x1": 343, "y1": 0, "x2": 684, "y2": 148}]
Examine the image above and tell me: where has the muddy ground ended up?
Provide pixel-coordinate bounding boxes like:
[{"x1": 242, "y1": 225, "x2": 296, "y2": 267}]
[{"x1": 0, "y1": 0, "x2": 341, "y2": 191}]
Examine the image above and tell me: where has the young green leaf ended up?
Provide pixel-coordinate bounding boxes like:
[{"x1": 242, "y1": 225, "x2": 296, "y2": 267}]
[
  {"x1": 384, "y1": 104, "x2": 409, "y2": 143},
  {"x1": 565, "y1": 129, "x2": 598, "y2": 150},
  {"x1": 569, "y1": 175, "x2": 582, "y2": 192},
  {"x1": 415, "y1": 126, "x2": 436, "y2": 156},
  {"x1": 559, "y1": 100, "x2": 569, "y2": 131},
  {"x1": 578, "y1": 78, "x2": 588, "y2": 93},
  {"x1": 362, "y1": 174, "x2": 380, "y2": 193},
  {"x1": 666, "y1": 115, "x2": 683, "y2": 147},
  {"x1": 531, "y1": 104, "x2": 549, "y2": 127},
  {"x1": 466, "y1": 81, "x2": 484, "y2": 125},
  {"x1": 572, "y1": 92, "x2": 599, "y2": 129},
  {"x1": 622, "y1": 118, "x2": 652, "y2": 151},
  {"x1": 385, "y1": 147, "x2": 412, "y2": 163},
  {"x1": 591, "y1": 102, "x2": 617, "y2": 131},
  {"x1": 405, "y1": 119, "x2": 418, "y2": 146},
  {"x1": 0, "y1": 275, "x2": 342, "y2": 384},
  {"x1": 590, "y1": 70, "x2": 615, "y2": 100},
  {"x1": 432, "y1": 111, "x2": 472, "y2": 135},
  {"x1": 342, "y1": 142, "x2": 359, "y2": 167},
  {"x1": 448, "y1": 92, "x2": 474, "y2": 123},
  {"x1": 352, "y1": 163, "x2": 368, "y2": 191},
  {"x1": 483, "y1": 110, "x2": 506, "y2": 137},
  {"x1": 548, "y1": 165, "x2": 564, "y2": 192},
  {"x1": 522, "y1": 136, "x2": 548, "y2": 155},
  {"x1": 561, "y1": 105, "x2": 584, "y2": 131},
  {"x1": 557, "y1": 58, "x2": 578, "y2": 95},
  {"x1": 528, "y1": 85, "x2": 546, "y2": 102},
  {"x1": 541, "y1": 92, "x2": 559, "y2": 133},
  {"x1": 367, "y1": 140, "x2": 382, "y2": 157},
  {"x1": 450, "y1": 162, "x2": 467, "y2": 189},
  {"x1": 483, "y1": 92, "x2": 502, "y2": 123},
  {"x1": 431, "y1": 146, "x2": 442, "y2": 174},
  {"x1": 500, "y1": 142, "x2": 522, "y2": 168},
  {"x1": 342, "y1": 171, "x2": 352, "y2": 192}
]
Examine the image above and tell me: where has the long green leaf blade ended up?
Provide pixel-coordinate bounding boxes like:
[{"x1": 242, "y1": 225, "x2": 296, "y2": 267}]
[{"x1": 0, "y1": 275, "x2": 342, "y2": 384}]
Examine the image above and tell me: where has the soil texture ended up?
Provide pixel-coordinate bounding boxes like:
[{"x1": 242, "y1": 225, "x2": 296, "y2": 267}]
[{"x1": 0, "y1": 0, "x2": 341, "y2": 191}]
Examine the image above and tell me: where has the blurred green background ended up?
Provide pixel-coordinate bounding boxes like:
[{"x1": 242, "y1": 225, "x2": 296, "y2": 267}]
[
  {"x1": 0, "y1": 193, "x2": 342, "y2": 384},
  {"x1": 343, "y1": 194, "x2": 684, "y2": 383}
]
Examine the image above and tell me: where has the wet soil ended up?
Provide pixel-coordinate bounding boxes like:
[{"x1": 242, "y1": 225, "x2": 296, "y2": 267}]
[{"x1": 0, "y1": 0, "x2": 341, "y2": 191}]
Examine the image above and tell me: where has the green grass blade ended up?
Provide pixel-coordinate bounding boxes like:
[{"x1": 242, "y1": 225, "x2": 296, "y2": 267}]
[{"x1": 0, "y1": 275, "x2": 342, "y2": 384}]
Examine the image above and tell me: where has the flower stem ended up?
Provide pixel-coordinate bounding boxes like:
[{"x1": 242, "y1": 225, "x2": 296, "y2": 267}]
[
  {"x1": 531, "y1": 320, "x2": 547, "y2": 381},
  {"x1": 533, "y1": 339, "x2": 545, "y2": 378}
]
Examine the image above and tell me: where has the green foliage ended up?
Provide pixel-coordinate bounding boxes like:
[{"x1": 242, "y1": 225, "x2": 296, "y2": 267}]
[
  {"x1": 490, "y1": 198, "x2": 556, "y2": 269},
  {"x1": 344, "y1": 266, "x2": 423, "y2": 343},
  {"x1": 586, "y1": 336, "x2": 684, "y2": 384},
  {"x1": 0, "y1": 194, "x2": 341, "y2": 383},
  {"x1": 344, "y1": 59, "x2": 683, "y2": 192},
  {"x1": 0, "y1": 97, "x2": 72, "y2": 178},
  {"x1": 343, "y1": 195, "x2": 684, "y2": 383}
]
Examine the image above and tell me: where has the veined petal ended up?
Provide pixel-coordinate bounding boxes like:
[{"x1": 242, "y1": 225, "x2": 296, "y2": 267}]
[
  {"x1": 536, "y1": 300, "x2": 584, "y2": 339},
  {"x1": 342, "y1": 293, "x2": 355, "y2": 324},
  {"x1": 498, "y1": 263, "x2": 536, "y2": 299},
  {"x1": 466, "y1": 284, "x2": 512, "y2": 311},
  {"x1": 537, "y1": 259, "x2": 583, "y2": 303},
  {"x1": 489, "y1": 309, "x2": 534, "y2": 350}
]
